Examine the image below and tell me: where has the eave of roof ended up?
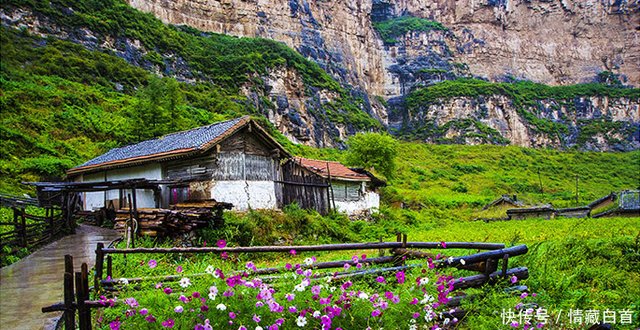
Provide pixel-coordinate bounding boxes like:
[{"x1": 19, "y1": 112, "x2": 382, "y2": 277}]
[
  {"x1": 293, "y1": 157, "x2": 371, "y2": 182},
  {"x1": 67, "y1": 116, "x2": 291, "y2": 176}
]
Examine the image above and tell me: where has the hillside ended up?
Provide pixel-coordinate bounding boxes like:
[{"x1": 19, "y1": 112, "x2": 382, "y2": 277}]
[{"x1": 2, "y1": 0, "x2": 639, "y2": 151}]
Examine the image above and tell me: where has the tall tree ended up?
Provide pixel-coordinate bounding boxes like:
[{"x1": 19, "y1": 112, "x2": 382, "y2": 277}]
[{"x1": 345, "y1": 132, "x2": 398, "y2": 179}]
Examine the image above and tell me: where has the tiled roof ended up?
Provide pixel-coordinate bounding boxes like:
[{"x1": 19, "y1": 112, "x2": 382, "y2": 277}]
[
  {"x1": 69, "y1": 116, "x2": 250, "y2": 174},
  {"x1": 294, "y1": 157, "x2": 370, "y2": 181}
]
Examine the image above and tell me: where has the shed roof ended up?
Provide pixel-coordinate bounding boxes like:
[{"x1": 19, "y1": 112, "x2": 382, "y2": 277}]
[
  {"x1": 68, "y1": 116, "x2": 289, "y2": 175},
  {"x1": 294, "y1": 157, "x2": 371, "y2": 182}
]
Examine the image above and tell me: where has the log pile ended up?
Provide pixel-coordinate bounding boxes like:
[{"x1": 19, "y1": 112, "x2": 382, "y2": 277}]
[{"x1": 114, "y1": 199, "x2": 232, "y2": 237}]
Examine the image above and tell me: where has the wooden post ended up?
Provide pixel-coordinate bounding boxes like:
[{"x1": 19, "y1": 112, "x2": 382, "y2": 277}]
[
  {"x1": 127, "y1": 194, "x2": 135, "y2": 248},
  {"x1": 76, "y1": 263, "x2": 91, "y2": 330},
  {"x1": 64, "y1": 255, "x2": 75, "y2": 330},
  {"x1": 502, "y1": 254, "x2": 509, "y2": 277},
  {"x1": 20, "y1": 208, "x2": 27, "y2": 247},
  {"x1": 132, "y1": 188, "x2": 139, "y2": 237},
  {"x1": 94, "y1": 243, "x2": 104, "y2": 296},
  {"x1": 106, "y1": 255, "x2": 113, "y2": 278},
  {"x1": 378, "y1": 237, "x2": 384, "y2": 257},
  {"x1": 393, "y1": 233, "x2": 403, "y2": 267}
]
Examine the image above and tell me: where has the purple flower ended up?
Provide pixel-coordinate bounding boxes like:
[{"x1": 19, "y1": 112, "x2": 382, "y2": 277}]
[
  {"x1": 371, "y1": 309, "x2": 381, "y2": 317},
  {"x1": 253, "y1": 314, "x2": 261, "y2": 323},
  {"x1": 343, "y1": 263, "x2": 351, "y2": 270},
  {"x1": 288, "y1": 306, "x2": 297, "y2": 313},
  {"x1": 148, "y1": 259, "x2": 157, "y2": 269},
  {"x1": 174, "y1": 306, "x2": 183, "y2": 313},
  {"x1": 217, "y1": 240, "x2": 227, "y2": 248},
  {"x1": 376, "y1": 276, "x2": 385, "y2": 283},
  {"x1": 109, "y1": 320, "x2": 120, "y2": 330},
  {"x1": 200, "y1": 305, "x2": 209, "y2": 312},
  {"x1": 162, "y1": 319, "x2": 175, "y2": 328},
  {"x1": 223, "y1": 289, "x2": 234, "y2": 297},
  {"x1": 229, "y1": 312, "x2": 236, "y2": 319},
  {"x1": 124, "y1": 297, "x2": 138, "y2": 308},
  {"x1": 520, "y1": 292, "x2": 529, "y2": 299},
  {"x1": 192, "y1": 291, "x2": 201, "y2": 298},
  {"x1": 396, "y1": 271, "x2": 405, "y2": 284},
  {"x1": 145, "y1": 315, "x2": 156, "y2": 323},
  {"x1": 510, "y1": 321, "x2": 519, "y2": 328},
  {"x1": 139, "y1": 308, "x2": 148, "y2": 316},
  {"x1": 285, "y1": 263, "x2": 292, "y2": 270},
  {"x1": 246, "y1": 262, "x2": 257, "y2": 271},
  {"x1": 179, "y1": 295, "x2": 188, "y2": 303},
  {"x1": 311, "y1": 286, "x2": 321, "y2": 295},
  {"x1": 510, "y1": 275, "x2": 518, "y2": 284},
  {"x1": 221, "y1": 252, "x2": 229, "y2": 260},
  {"x1": 164, "y1": 287, "x2": 173, "y2": 295},
  {"x1": 176, "y1": 266, "x2": 183, "y2": 273},
  {"x1": 290, "y1": 249, "x2": 296, "y2": 256},
  {"x1": 440, "y1": 241, "x2": 447, "y2": 248}
]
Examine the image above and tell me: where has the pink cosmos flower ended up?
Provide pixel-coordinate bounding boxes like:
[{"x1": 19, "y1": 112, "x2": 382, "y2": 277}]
[
  {"x1": 148, "y1": 260, "x2": 157, "y2": 268},
  {"x1": 371, "y1": 309, "x2": 381, "y2": 317},
  {"x1": 139, "y1": 308, "x2": 148, "y2": 316},
  {"x1": 288, "y1": 306, "x2": 297, "y2": 313},
  {"x1": 176, "y1": 266, "x2": 183, "y2": 273},
  {"x1": 145, "y1": 315, "x2": 156, "y2": 323},
  {"x1": 521, "y1": 292, "x2": 529, "y2": 299},
  {"x1": 109, "y1": 320, "x2": 120, "y2": 330},
  {"x1": 174, "y1": 306, "x2": 183, "y2": 313},
  {"x1": 221, "y1": 252, "x2": 229, "y2": 260},
  {"x1": 253, "y1": 314, "x2": 261, "y2": 323},
  {"x1": 412, "y1": 312, "x2": 420, "y2": 318},
  {"x1": 246, "y1": 262, "x2": 257, "y2": 271},
  {"x1": 217, "y1": 240, "x2": 227, "y2": 248},
  {"x1": 285, "y1": 263, "x2": 292, "y2": 270},
  {"x1": 376, "y1": 276, "x2": 385, "y2": 283},
  {"x1": 229, "y1": 312, "x2": 236, "y2": 319},
  {"x1": 510, "y1": 275, "x2": 518, "y2": 284},
  {"x1": 343, "y1": 263, "x2": 351, "y2": 270},
  {"x1": 164, "y1": 287, "x2": 173, "y2": 295},
  {"x1": 396, "y1": 271, "x2": 405, "y2": 284},
  {"x1": 290, "y1": 249, "x2": 296, "y2": 256},
  {"x1": 162, "y1": 319, "x2": 175, "y2": 328},
  {"x1": 440, "y1": 241, "x2": 447, "y2": 248}
]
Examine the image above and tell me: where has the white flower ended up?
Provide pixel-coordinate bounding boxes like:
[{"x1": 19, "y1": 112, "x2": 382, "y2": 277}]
[
  {"x1": 409, "y1": 325, "x2": 417, "y2": 330},
  {"x1": 447, "y1": 256, "x2": 454, "y2": 264},
  {"x1": 424, "y1": 313, "x2": 433, "y2": 322},
  {"x1": 460, "y1": 259, "x2": 466, "y2": 265},
  {"x1": 420, "y1": 294, "x2": 434, "y2": 304},
  {"x1": 419, "y1": 277, "x2": 429, "y2": 286},
  {"x1": 443, "y1": 318, "x2": 450, "y2": 325},
  {"x1": 255, "y1": 327, "x2": 263, "y2": 330},
  {"x1": 304, "y1": 258, "x2": 314, "y2": 266},
  {"x1": 205, "y1": 265, "x2": 214, "y2": 274},
  {"x1": 358, "y1": 292, "x2": 369, "y2": 300},
  {"x1": 296, "y1": 316, "x2": 307, "y2": 327},
  {"x1": 119, "y1": 278, "x2": 129, "y2": 285},
  {"x1": 179, "y1": 277, "x2": 191, "y2": 288},
  {"x1": 312, "y1": 311, "x2": 321, "y2": 318},
  {"x1": 208, "y1": 292, "x2": 217, "y2": 300},
  {"x1": 329, "y1": 286, "x2": 336, "y2": 292},
  {"x1": 294, "y1": 283, "x2": 305, "y2": 292},
  {"x1": 216, "y1": 303, "x2": 227, "y2": 311},
  {"x1": 174, "y1": 305, "x2": 183, "y2": 313}
]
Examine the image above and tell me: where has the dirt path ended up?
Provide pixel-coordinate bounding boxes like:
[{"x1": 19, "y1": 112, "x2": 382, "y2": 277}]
[{"x1": 0, "y1": 225, "x2": 120, "y2": 330}]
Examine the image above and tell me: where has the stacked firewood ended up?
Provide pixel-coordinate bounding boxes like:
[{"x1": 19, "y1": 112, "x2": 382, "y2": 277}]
[{"x1": 114, "y1": 200, "x2": 232, "y2": 237}]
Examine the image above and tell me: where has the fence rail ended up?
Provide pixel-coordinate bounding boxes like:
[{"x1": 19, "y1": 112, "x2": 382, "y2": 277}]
[
  {"x1": 0, "y1": 195, "x2": 68, "y2": 259},
  {"x1": 42, "y1": 234, "x2": 529, "y2": 329}
]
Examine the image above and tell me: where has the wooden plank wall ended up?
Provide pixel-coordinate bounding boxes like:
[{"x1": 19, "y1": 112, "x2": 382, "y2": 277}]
[{"x1": 278, "y1": 161, "x2": 329, "y2": 215}]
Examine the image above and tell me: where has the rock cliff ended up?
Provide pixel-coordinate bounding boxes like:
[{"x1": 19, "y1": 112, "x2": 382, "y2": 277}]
[{"x1": 127, "y1": 0, "x2": 639, "y2": 151}]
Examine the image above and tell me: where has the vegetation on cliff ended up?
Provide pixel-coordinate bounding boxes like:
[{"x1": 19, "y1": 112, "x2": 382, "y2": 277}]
[{"x1": 373, "y1": 16, "x2": 448, "y2": 45}]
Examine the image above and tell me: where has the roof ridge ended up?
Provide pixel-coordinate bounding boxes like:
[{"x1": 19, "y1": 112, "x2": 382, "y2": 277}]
[{"x1": 294, "y1": 156, "x2": 344, "y2": 164}]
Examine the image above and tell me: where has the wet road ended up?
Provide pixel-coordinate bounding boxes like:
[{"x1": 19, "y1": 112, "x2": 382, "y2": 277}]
[{"x1": 0, "y1": 225, "x2": 120, "y2": 330}]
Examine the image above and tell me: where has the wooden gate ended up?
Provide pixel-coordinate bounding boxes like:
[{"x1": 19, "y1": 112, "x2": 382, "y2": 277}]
[{"x1": 276, "y1": 160, "x2": 330, "y2": 215}]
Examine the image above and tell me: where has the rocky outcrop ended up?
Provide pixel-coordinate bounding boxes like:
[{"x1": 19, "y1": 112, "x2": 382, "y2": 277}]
[
  {"x1": 397, "y1": 96, "x2": 640, "y2": 151},
  {"x1": 389, "y1": 0, "x2": 639, "y2": 87}
]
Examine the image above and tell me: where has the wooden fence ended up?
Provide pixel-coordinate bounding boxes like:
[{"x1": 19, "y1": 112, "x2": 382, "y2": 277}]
[
  {"x1": 0, "y1": 194, "x2": 66, "y2": 255},
  {"x1": 42, "y1": 235, "x2": 529, "y2": 329}
]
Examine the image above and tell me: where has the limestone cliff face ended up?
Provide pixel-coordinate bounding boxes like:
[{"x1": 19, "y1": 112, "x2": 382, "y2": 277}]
[
  {"x1": 389, "y1": 0, "x2": 639, "y2": 86},
  {"x1": 128, "y1": 0, "x2": 389, "y2": 122},
  {"x1": 398, "y1": 96, "x2": 640, "y2": 151}
]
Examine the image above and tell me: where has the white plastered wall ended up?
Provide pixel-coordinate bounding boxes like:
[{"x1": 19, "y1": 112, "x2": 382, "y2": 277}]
[
  {"x1": 81, "y1": 163, "x2": 162, "y2": 210},
  {"x1": 210, "y1": 180, "x2": 277, "y2": 210},
  {"x1": 334, "y1": 191, "x2": 380, "y2": 215}
]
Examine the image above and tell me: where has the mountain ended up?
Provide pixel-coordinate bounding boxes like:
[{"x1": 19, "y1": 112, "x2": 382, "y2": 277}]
[
  {"x1": 0, "y1": 0, "x2": 638, "y2": 193},
  {"x1": 124, "y1": 0, "x2": 640, "y2": 150}
]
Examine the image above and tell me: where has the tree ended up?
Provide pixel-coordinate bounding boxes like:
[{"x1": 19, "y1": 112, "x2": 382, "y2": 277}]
[
  {"x1": 130, "y1": 76, "x2": 186, "y2": 141},
  {"x1": 345, "y1": 132, "x2": 398, "y2": 179}
]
